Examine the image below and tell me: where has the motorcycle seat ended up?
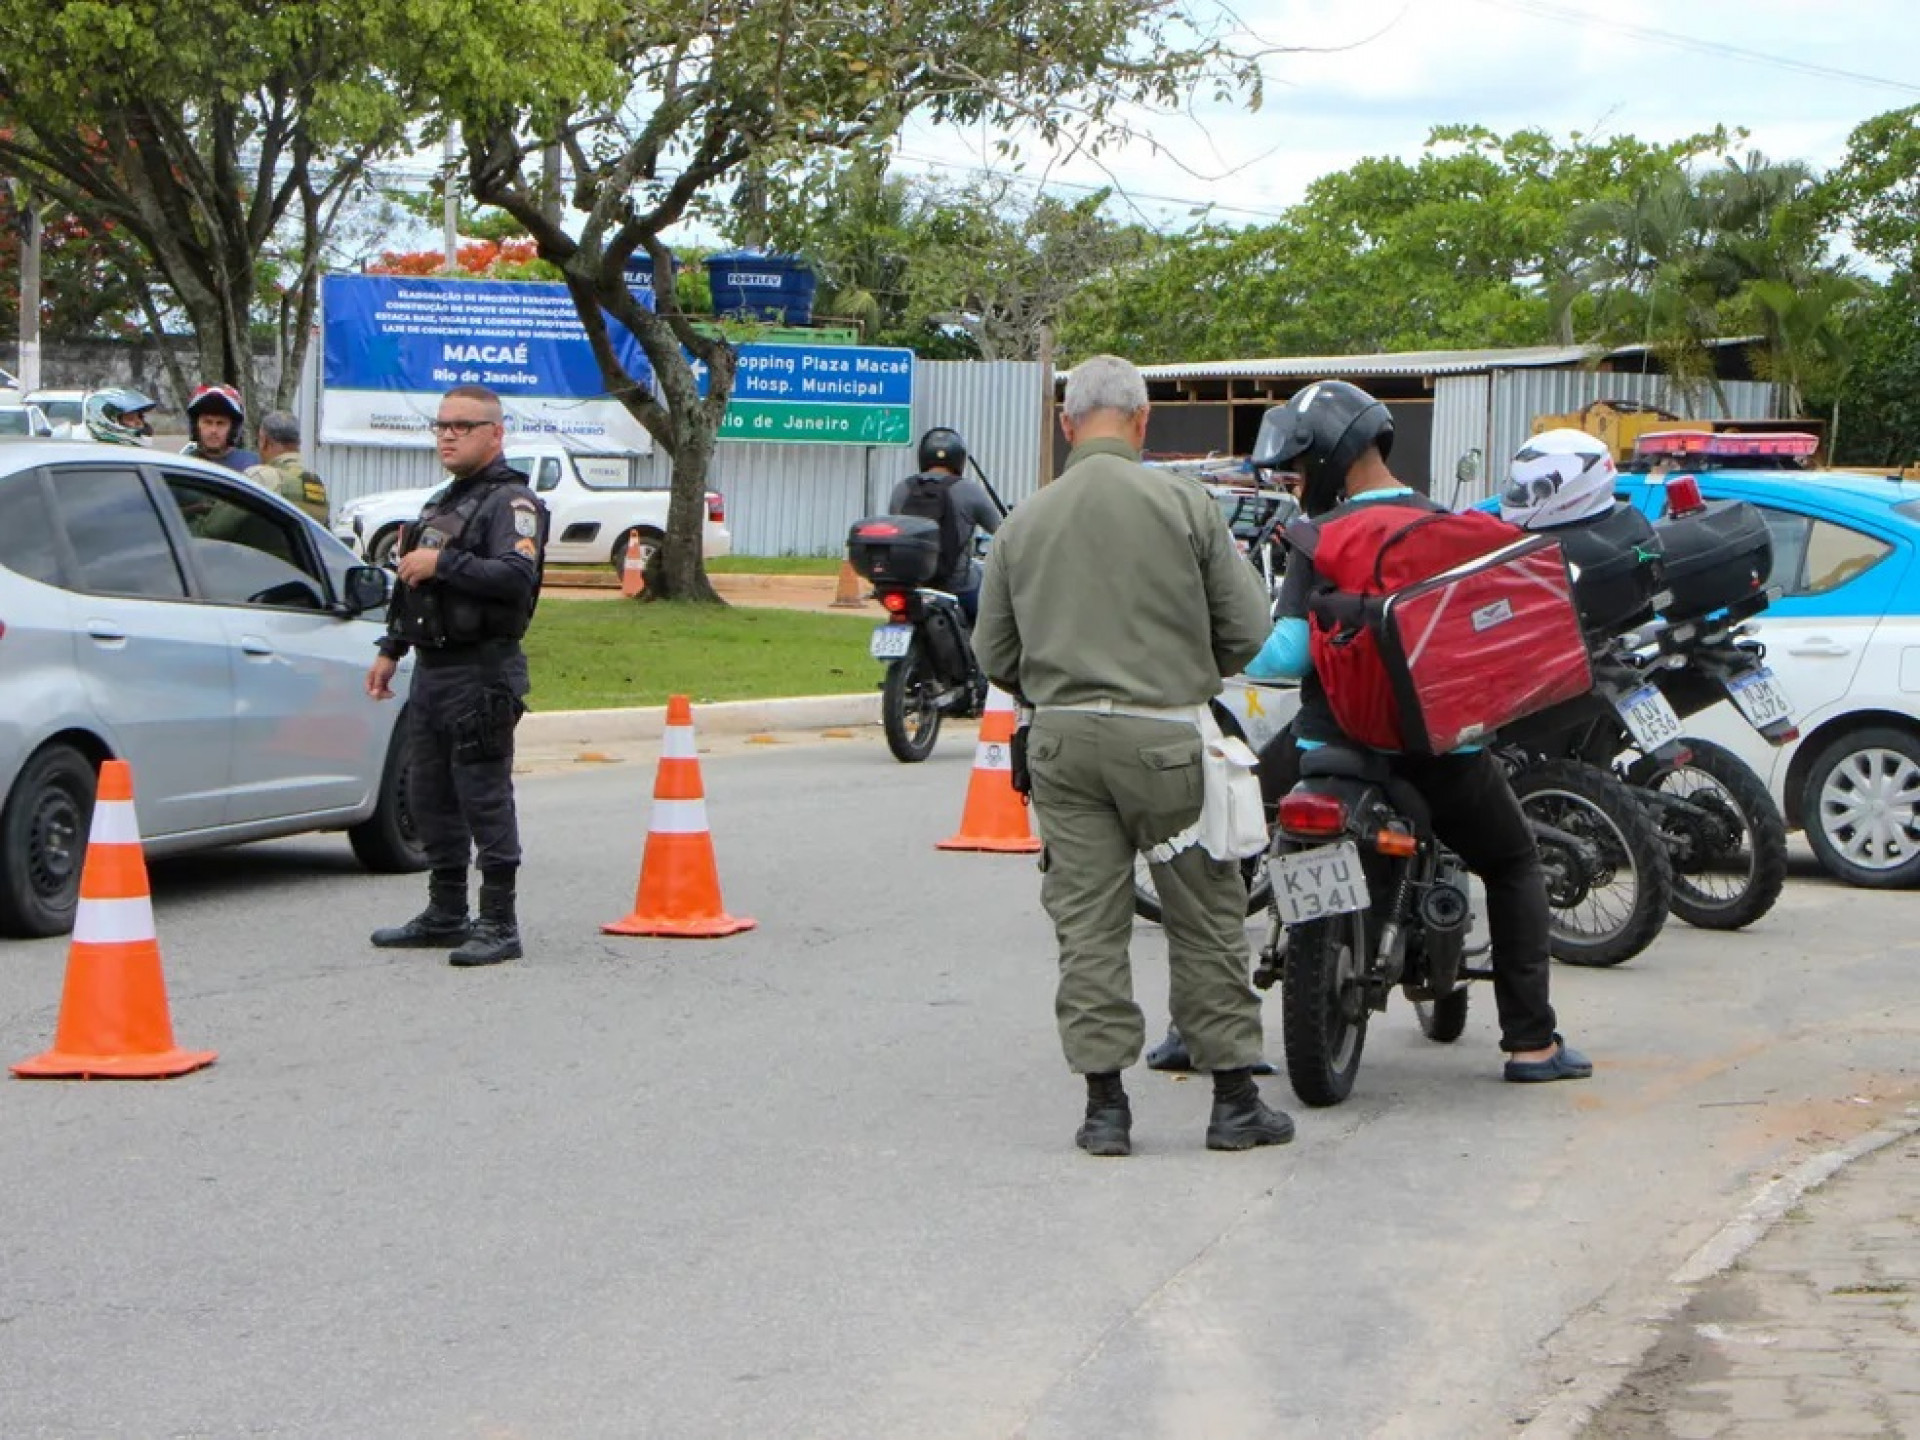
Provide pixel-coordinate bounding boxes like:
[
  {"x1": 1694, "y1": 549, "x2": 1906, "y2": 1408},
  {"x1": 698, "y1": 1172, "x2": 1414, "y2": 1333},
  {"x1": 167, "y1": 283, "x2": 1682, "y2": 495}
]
[{"x1": 1299, "y1": 746, "x2": 1392, "y2": 783}]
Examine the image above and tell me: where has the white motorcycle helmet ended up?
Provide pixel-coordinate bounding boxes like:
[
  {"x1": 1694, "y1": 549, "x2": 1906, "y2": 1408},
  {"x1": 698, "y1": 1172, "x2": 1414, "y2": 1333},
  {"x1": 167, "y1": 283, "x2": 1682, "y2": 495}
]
[{"x1": 1501, "y1": 428, "x2": 1619, "y2": 530}]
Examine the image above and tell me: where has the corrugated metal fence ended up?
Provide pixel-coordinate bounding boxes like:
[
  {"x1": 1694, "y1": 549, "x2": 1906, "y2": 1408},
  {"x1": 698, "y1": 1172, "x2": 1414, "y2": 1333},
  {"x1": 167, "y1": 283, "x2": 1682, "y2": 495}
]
[
  {"x1": 1432, "y1": 369, "x2": 1782, "y2": 508},
  {"x1": 305, "y1": 355, "x2": 1046, "y2": 556}
]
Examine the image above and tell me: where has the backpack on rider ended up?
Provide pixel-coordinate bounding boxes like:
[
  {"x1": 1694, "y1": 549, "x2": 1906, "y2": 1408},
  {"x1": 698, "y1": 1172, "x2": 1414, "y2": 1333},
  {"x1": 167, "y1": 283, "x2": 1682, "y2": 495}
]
[
  {"x1": 1256, "y1": 383, "x2": 1594, "y2": 754},
  {"x1": 895, "y1": 427, "x2": 974, "y2": 583}
]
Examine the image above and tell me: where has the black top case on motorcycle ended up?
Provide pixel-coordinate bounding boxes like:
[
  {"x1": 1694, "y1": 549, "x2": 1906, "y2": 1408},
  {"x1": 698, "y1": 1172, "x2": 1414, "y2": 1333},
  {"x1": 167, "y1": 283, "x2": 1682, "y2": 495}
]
[
  {"x1": 1551, "y1": 501, "x2": 1667, "y2": 638},
  {"x1": 848, "y1": 515, "x2": 943, "y2": 586},
  {"x1": 1654, "y1": 500, "x2": 1774, "y2": 622}
]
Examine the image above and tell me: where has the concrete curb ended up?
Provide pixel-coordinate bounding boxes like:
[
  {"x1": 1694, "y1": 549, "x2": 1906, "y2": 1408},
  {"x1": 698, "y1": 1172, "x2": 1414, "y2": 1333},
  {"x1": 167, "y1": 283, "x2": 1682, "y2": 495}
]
[
  {"x1": 1517, "y1": 1106, "x2": 1920, "y2": 1439},
  {"x1": 521, "y1": 691, "x2": 881, "y2": 745}
]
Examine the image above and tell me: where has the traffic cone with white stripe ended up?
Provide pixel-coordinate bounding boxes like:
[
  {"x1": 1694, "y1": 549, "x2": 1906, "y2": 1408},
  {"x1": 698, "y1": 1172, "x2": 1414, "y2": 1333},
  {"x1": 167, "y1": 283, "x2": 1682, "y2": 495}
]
[
  {"x1": 602, "y1": 695, "x2": 757, "y2": 938},
  {"x1": 938, "y1": 685, "x2": 1042, "y2": 853},
  {"x1": 12, "y1": 760, "x2": 216, "y2": 1080},
  {"x1": 620, "y1": 528, "x2": 647, "y2": 598}
]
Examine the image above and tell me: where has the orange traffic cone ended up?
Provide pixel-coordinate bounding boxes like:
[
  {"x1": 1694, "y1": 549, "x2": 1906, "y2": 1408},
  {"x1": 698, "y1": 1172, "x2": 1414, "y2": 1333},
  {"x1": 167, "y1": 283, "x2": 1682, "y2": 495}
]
[
  {"x1": 938, "y1": 685, "x2": 1042, "y2": 853},
  {"x1": 830, "y1": 559, "x2": 868, "y2": 608},
  {"x1": 620, "y1": 529, "x2": 648, "y2": 598},
  {"x1": 13, "y1": 761, "x2": 216, "y2": 1080},
  {"x1": 603, "y1": 695, "x2": 757, "y2": 938}
]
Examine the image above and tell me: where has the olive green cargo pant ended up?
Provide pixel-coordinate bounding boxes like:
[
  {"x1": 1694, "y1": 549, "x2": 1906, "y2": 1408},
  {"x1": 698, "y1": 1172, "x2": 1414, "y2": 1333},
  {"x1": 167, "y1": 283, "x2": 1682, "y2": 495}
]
[{"x1": 1027, "y1": 711, "x2": 1264, "y2": 1075}]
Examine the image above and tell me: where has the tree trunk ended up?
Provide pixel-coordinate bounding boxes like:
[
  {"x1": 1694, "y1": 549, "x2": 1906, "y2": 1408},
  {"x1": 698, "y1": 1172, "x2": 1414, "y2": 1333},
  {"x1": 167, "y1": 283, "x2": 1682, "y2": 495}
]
[{"x1": 650, "y1": 421, "x2": 724, "y2": 604}]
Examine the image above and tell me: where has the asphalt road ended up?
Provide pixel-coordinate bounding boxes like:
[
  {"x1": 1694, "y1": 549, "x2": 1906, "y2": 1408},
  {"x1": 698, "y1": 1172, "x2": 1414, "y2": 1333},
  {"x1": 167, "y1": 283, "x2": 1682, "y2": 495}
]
[{"x1": 0, "y1": 728, "x2": 1914, "y2": 1439}]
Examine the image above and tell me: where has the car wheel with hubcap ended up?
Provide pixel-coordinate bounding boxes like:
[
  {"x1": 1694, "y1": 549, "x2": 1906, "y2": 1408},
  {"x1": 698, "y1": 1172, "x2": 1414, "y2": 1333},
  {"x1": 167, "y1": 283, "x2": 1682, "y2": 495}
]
[{"x1": 1802, "y1": 725, "x2": 1920, "y2": 888}]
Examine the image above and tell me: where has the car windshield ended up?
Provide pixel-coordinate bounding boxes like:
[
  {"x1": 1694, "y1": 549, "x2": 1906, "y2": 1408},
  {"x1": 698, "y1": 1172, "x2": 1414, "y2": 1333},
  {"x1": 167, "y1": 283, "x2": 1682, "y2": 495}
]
[
  {"x1": 37, "y1": 399, "x2": 83, "y2": 423},
  {"x1": 0, "y1": 410, "x2": 34, "y2": 435}
]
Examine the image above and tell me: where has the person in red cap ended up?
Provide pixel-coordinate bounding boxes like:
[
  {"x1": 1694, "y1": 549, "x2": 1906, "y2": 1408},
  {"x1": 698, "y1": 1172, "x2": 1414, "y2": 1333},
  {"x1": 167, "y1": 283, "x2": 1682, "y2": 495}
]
[{"x1": 182, "y1": 383, "x2": 261, "y2": 473}]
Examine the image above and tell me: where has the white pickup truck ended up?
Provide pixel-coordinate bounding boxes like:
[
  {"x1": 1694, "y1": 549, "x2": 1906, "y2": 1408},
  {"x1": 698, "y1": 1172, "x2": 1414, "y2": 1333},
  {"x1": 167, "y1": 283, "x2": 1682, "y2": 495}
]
[{"x1": 332, "y1": 439, "x2": 732, "y2": 573}]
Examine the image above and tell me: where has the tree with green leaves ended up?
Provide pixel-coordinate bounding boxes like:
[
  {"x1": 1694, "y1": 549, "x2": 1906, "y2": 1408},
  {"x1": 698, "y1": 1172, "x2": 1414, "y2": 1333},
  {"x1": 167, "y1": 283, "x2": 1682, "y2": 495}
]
[
  {"x1": 0, "y1": 0, "x2": 602, "y2": 418},
  {"x1": 1061, "y1": 125, "x2": 1718, "y2": 363},
  {"x1": 447, "y1": 0, "x2": 1263, "y2": 602}
]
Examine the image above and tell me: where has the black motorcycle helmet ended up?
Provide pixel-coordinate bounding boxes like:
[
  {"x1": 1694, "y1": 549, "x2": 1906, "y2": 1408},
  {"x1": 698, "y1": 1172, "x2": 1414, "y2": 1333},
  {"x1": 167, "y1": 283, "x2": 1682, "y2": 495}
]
[
  {"x1": 917, "y1": 426, "x2": 967, "y2": 474},
  {"x1": 1251, "y1": 381, "x2": 1394, "y2": 517}
]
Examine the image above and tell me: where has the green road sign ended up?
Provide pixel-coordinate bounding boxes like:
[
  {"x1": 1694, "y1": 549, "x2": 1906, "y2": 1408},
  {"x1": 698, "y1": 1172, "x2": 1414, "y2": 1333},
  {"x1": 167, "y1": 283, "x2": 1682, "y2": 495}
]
[{"x1": 718, "y1": 399, "x2": 913, "y2": 445}]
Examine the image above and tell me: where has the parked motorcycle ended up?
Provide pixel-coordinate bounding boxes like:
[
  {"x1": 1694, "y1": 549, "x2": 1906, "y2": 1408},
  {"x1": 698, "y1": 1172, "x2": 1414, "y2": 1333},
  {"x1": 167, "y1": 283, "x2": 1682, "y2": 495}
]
[
  {"x1": 1501, "y1": 479, "x2": 1793, "y2": 951},
  {"x1": 1260, "y1": 741, "x2": 1487, "y2": 1107}
]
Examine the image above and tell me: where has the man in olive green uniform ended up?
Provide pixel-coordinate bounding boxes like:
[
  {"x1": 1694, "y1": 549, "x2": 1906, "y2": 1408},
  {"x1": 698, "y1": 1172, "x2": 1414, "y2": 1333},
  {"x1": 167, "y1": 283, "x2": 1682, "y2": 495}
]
[
  {"x1": 972, "y1": 354, "x2": 1295, "y2": 1157},
  {"x1": 245, "y1": 410, "x2": 330, "y2": 523}
]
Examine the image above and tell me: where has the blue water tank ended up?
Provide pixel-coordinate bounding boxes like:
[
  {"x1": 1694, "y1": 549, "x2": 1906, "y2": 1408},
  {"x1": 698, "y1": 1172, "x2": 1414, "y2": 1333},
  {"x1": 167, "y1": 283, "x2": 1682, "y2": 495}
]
[{"x1": 705, "y1": 250, "x2": 816, "y2": 326}]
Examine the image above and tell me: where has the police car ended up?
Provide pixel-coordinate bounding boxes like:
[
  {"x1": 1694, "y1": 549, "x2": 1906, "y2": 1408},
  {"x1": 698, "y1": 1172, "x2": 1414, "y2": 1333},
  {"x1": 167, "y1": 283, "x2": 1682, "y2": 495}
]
[{"x1": 1604, "y1": 433, "x2": 1920, "y2": 888}]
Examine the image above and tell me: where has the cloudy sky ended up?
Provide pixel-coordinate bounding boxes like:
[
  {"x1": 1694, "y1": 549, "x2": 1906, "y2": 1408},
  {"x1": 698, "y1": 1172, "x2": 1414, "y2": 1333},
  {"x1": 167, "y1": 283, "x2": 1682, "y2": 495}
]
[{"x1": 895, "y1": 0, "x2": 1920, "y2": 233}]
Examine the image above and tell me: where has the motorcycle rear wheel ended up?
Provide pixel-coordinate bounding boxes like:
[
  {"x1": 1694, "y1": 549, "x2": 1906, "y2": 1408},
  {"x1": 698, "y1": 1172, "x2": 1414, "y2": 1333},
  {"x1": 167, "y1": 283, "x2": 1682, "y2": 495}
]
[
  {"x1": 1280, "y1": 913, "x2": 1369, "y2": 1107},
  {"x1": 881, "y1": 647, "x2": 942, "y2": 763},
  {"x1": 1414, "y1": 987, "x2": 1469, "y2": 1043},
  {"x1": 1631, "y1": 737, "x2": 1788, "y2": 931},
  {"x1": 1513, "y1": 760, "x2": 1673, "y2": 968}
]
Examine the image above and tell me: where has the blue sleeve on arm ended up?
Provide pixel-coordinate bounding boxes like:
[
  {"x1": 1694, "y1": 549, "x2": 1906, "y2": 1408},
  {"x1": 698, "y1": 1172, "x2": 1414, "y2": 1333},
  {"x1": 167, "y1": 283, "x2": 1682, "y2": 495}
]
[{"x1": 1245, "y1": 616, "x2": 1310, "y2": 679}]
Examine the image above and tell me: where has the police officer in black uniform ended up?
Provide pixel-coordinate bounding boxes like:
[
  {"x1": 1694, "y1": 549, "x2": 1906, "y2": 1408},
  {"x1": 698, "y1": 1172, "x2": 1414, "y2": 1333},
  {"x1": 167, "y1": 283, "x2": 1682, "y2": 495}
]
[{"x1": 364, "y1": 385, "x2": 548, "y2": 967}]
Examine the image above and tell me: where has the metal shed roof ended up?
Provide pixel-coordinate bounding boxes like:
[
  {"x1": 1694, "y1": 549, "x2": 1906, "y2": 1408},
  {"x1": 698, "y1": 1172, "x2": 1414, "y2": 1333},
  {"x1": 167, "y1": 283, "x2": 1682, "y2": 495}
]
[{"x1": 1066, "y1": 338, "x2": 1760, "y2": 385}]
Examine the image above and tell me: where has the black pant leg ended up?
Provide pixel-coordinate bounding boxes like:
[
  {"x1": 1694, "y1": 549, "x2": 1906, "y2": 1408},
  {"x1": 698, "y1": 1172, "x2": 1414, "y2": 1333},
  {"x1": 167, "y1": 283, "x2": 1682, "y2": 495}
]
[
  {"x1": 406, "y1": 671, "x2": 471, "y2": 872},
  {"x1": 1256, "y1": 724, "x2": 1302, "y2": 819},
  {"x1": 1401, "y1": 751, "x2": 1558, "y2": 1052}
]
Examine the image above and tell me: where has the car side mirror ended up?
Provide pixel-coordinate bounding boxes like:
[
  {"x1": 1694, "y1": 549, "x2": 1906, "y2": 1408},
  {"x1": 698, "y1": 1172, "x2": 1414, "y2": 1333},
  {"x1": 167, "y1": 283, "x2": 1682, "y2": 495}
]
[{"x1": 343, "y1": 564, "x2": 392, "y2": 615}]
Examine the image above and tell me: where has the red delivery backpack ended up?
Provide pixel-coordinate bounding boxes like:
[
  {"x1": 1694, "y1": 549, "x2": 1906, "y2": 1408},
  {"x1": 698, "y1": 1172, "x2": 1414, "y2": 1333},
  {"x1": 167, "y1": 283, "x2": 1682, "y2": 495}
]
[{"x1": 1287, "y1": 502, "x2": 1595, "y2": 754}]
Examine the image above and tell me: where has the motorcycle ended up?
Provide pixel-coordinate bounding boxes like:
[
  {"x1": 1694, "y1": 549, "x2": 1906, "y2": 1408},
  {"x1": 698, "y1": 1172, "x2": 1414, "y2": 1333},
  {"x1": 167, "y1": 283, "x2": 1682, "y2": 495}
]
[
  {"x1": 847, "y1": 461, "x2": 1010, "y2": 764},
  {"x1": 1260, "y1": 741, "x2": 1487, "y2": 1107}
]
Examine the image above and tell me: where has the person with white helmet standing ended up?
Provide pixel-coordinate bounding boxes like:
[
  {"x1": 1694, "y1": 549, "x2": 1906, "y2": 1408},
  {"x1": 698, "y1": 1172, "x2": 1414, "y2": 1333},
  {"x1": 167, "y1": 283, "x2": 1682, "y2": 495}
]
[
  {"x1": 182, "y1": 383, "x2": 261, "y2": 473},
  {"x1": 1502, "y1": 428, "x2": 1620, "y2": 530}
]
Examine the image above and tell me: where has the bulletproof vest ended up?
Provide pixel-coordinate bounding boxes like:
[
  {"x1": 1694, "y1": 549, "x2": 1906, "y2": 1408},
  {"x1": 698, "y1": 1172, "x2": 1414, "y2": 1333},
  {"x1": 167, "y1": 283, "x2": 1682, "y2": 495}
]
[{"x1": 386, "y1": 479, "x2": 535, "y2": 651}]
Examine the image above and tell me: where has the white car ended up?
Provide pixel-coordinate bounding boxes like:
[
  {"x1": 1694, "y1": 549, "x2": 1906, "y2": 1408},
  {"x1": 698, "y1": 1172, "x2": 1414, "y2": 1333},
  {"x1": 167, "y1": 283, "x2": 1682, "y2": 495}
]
[
  {"x1": 333, "y1": 440, "x2": 732, "y2": 572},
  {"x1": 24, "y1": 388, "x2": 90, "y2": 440},
  {"x1": 0, "y1": 403, "x2": 55, "y2": 439}
]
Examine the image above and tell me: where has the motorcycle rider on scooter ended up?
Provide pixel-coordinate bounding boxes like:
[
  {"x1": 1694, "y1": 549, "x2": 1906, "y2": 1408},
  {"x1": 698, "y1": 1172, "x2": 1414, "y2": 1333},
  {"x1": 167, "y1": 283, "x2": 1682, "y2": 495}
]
[
  {"x1": 1246, "y1": 381, "x2": 1591, "y2": 1084},
  {"x1": 888, "y1": 427, "x2": 1002, "y2": 625}
]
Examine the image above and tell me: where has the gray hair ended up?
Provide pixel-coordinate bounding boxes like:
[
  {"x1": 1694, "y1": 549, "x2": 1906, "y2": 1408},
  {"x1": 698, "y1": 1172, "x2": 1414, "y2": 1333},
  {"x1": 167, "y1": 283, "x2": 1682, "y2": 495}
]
[
  {"x1": 259, "y1": 409, "x2": 301, "y2": 445},
  {"x1": 1062, "y1": 354, "x2": 1148, "y2": 422}
]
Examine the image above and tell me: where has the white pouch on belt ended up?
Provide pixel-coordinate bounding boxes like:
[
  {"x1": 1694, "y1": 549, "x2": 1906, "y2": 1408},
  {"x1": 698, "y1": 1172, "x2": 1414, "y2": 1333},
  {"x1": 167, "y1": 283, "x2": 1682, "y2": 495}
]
[{"x1": 1197, "y1": 705, "x2": 1269, "y2": 861}]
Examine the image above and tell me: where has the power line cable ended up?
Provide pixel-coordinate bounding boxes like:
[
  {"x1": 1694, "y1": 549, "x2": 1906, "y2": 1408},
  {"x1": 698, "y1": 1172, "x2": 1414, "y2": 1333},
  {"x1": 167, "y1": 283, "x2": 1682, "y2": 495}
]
[{"x1": 1477, "y1": 0, "x2": 1920, "y2": 95}]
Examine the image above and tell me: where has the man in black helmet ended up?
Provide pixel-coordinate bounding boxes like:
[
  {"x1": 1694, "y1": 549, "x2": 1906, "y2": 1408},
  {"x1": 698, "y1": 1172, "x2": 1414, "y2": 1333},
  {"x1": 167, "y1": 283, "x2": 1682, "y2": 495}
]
[
  {"x1": 887, "y1": 426, "x2": 1002, "y2": 624},
  {"x1": 1243, "y1": 379, "x2": 1593, "y2": 1085}
]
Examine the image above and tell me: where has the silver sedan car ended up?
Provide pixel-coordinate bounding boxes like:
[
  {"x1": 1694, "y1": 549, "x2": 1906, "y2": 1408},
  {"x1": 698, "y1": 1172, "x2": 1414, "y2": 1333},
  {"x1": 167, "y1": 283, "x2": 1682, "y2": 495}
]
[{"x1": 0, "y1": 440, "x2": 424, "y2": 937}]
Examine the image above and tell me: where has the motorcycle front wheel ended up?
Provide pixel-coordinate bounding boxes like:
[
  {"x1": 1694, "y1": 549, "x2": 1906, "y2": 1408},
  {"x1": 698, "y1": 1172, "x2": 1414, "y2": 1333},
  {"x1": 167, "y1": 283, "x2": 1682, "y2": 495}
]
[
  {"x1": 1280, "y1": 912, "x2": 1370, "y2": 1107},
  {"x1": 1414, "y1": 987, "x2": 1470, "y2": 1043},
  {"x1": 881, "y1": 646, "x2": 942, "y2": 763},
  {"x1": 1631, "y1": 737, "x2": 1788, "y2": 931},
  {"x1": 1513, "y1": 760, "x2": 1673, "y2": 968}
]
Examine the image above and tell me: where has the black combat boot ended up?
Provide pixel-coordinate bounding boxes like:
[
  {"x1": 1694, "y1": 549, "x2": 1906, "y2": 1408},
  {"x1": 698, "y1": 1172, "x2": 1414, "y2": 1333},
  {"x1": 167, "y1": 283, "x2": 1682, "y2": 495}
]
[
  {"x1": 1076, "y1": 1072, "x2": 1132, "y2": 1157},
  {"x1": 1206, "y1": 1067, "x2": 1296, "y2": 1151},
  {"x1": 449, "y1": 867, "x2": 522, "y2": 967},
  {"x1": 370, "y1": 869, "x2": 470, "y2": 948}
]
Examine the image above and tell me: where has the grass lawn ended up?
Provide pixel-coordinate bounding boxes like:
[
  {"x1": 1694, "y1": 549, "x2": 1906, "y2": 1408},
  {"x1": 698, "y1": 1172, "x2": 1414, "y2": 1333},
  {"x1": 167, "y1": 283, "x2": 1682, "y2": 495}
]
[
  {"x1": 524, "y1": 599, "x2": 878, "y2": 710},
  {"x1": 705, "y1": 555, "x2": 840, "y2": 575},
  {"x1": 544, "y1": 554, "x2": 841, "y2": 582}
]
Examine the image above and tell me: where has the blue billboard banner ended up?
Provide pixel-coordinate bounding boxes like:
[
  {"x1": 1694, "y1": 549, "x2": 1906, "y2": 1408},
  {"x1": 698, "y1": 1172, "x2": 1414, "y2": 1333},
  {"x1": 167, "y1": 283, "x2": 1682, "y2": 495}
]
[
  {"x1": 320, "y1": 275, "x2": 917, "y2": 451},
  {"x1": 320, "y1": 274, "x2": 656, "y2": 452}
]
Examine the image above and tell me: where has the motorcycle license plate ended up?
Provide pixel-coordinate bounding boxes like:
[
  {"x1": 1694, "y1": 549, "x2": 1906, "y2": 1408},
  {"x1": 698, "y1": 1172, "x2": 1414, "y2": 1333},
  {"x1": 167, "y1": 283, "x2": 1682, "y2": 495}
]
[
  {"x1": 1270, "y1": 842, "x2": 1370, "y2": 925},
  {"x1": 1727, "y1": 667, "x2": 1794, "y2": 731},
  {"x1": 1617, "y1": 685, "x2": 1685, "y2": 752},
  {"x1": 869, "y1": 624, "x2": 913, "y2": 660}
]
